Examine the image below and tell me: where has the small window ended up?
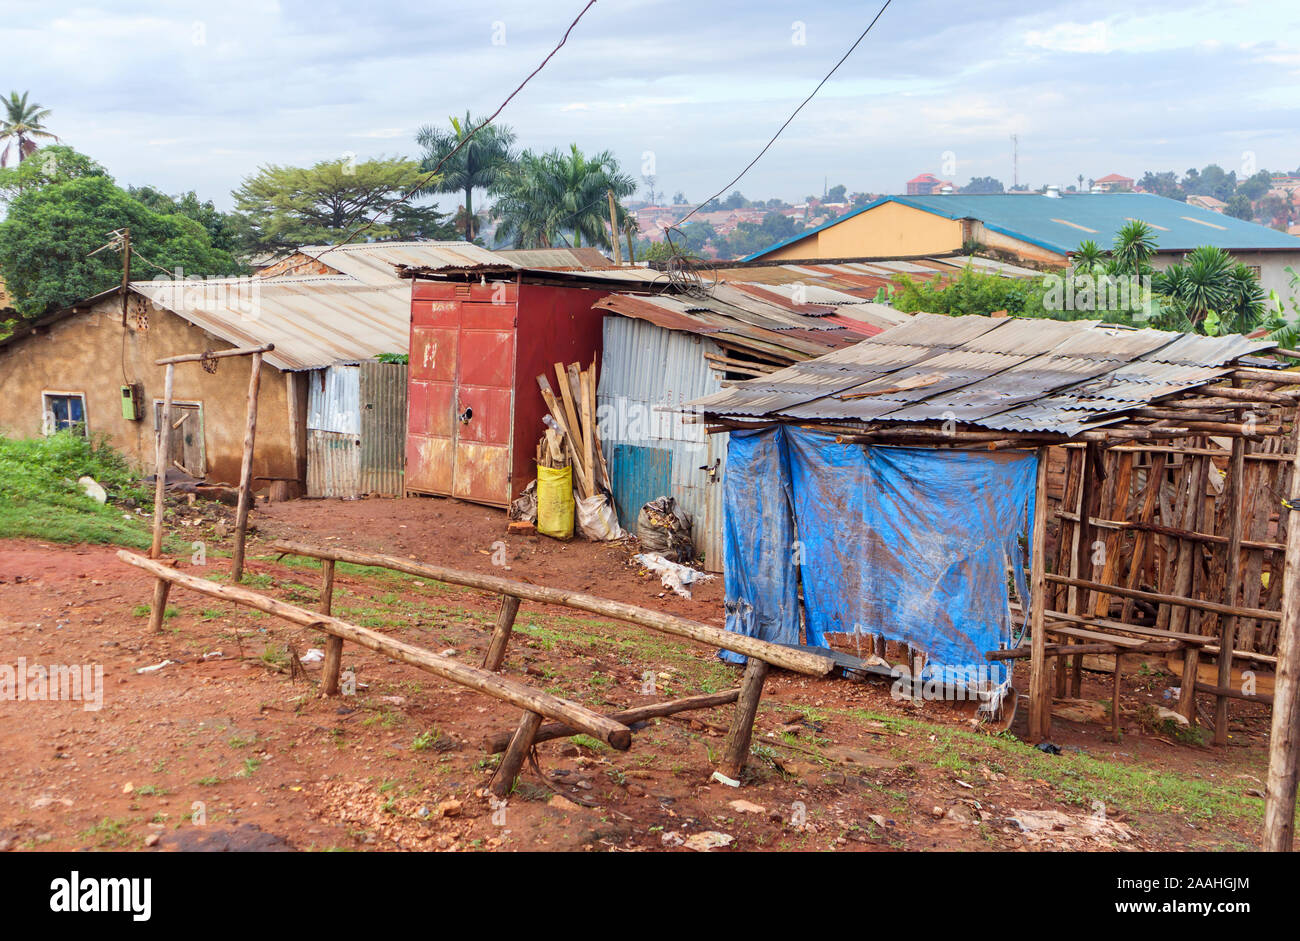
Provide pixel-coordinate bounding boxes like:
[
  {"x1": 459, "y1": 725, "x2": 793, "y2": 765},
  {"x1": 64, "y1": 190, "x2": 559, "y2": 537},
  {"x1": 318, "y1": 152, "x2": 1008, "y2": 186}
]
[{"x1": 42, "y1": 392, "x2": 87, "y2": 436}]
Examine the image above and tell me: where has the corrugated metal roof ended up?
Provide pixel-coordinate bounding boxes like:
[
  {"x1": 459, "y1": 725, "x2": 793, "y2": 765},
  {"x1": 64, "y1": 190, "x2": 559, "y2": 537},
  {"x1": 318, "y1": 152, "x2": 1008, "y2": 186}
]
[
  {"x1": 497, "y1": 247, "x2": 614, "y2": 269},
  {"x1": 689, "y1": 314, "x2": 1279, "y2": 435},
  {"x1": 297, "y1": 241, "x2": 505, "y2": 284},
  {"x1": 131, "y1": 275, "x2": 410, "y2": 372},
  {"x1": 593, "y1": 286, "x2": 874, "y2": 366},
  {"x1": 745, "y1": 193, "x2": 1300, "y2": 260}
]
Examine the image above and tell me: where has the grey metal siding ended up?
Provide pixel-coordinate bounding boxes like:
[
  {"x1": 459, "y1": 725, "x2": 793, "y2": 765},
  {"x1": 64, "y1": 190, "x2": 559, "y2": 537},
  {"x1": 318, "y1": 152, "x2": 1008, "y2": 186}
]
[
  {"x1": 359, "y1": 361, "x2": 407, "y2": 497},
  {"x1": 597, "y1": 315, "x2": 728, "y2": 572}
]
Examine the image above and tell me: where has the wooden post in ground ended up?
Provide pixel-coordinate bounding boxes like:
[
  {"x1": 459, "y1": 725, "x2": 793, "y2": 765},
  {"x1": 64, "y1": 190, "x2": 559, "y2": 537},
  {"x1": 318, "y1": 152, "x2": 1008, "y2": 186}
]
[
  {"x1": 232, "y1": 351, "x2": 263, "y2": 583},
  {"x1": 1110, "y1": 653, "x2": 1123, "y2": 742},
  {"x1": 150, "y1": 363, "x2": 175, "y2": 558},
  {"x1": 1264, "y1": 411, "x2": 1300, "y2": 851},
  {"x1": 483, "y1": 594, "x2": 522, "y2": 672},
  {"x1": 148, "y1": 578, "x2": 171, "y2": 634},
  {"x1": 319, "y1": 558, "x2": 342, "y2": 695},
  {"x1": 1027, "y1": 447, "x2": 1052, "y2": 742},
  {"x1": 719, "y1": 656, "x2": 770, "y2": 781},
  {"x1": 1215, "y1": 430, "x2": 1248, "y2": 744},
  {"x1": 491, "y1": 709, "x2": 543, "y2": 799}
]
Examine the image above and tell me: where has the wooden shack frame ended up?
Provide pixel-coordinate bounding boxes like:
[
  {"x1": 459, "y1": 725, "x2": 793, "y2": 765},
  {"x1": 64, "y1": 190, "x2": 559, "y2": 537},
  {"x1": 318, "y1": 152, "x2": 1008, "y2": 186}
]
[{"x1": 689, "y1": 314, "x2": 1300, "y2": 850}]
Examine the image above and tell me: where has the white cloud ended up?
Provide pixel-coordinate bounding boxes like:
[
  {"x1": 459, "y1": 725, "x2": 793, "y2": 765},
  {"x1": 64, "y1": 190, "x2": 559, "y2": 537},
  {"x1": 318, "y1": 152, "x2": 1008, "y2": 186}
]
[{"x1": 1024, "y1": 21, "x2": 1110, "y2": 54}]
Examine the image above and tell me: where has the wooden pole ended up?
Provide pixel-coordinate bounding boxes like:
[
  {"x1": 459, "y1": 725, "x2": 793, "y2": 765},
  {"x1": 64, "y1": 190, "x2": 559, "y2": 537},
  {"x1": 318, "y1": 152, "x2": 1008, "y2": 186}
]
[
  {"x1": 269, "y1": 540, "x2": 836, "y2": 676},
  {"x1": 1110, "y1": 653, "x2": 1123, "y2": 742},
  {"x1": 1215, "y1": 430, "x2": 1248, "y2": 744},
  {"x1": 1045, "y1": 574, "x2": 1280, "y2": 622},
  {"x1": 491, "y1": 710, "x2": 543, "y2": 799},
  {"x1": 625, "y1": 221, "x2": 635, "y2": 265},
  {"x1": 147, "y1": 578, "x2": 171, "y2": 634},
  {"x1": 150, "y1": 363, "x2": 175, "y2": 559},
  {"x1": 606, "y1": 189, "x2": 622, "y2": 266},
  {"x1": 719, "y1": 657, "x2": 770, "y2": 781},
  {"x1": 232, "y1": 351, "x2": 263, "y2": 583},
  {"x1": 1027, "y1": 447, "x2": 1052, "y2": 741},
  {"x1": 117, "y1": 550, "x2": 632, "y2": 749},
  {"x1": 154, "y1": 344, "x2": 274, "y2": 366},
  {"x1": 484, "y1": 689, "x2": 742, "y2": 753},
  {"x1": 483, "y1": 594, "x2": 522, "y2": 672},
  {"x1": 319, "y1": 559, "x2": 343, "y2": 696},
  {"x1": 285, "y1": 371, "x2": 304, "y2": 487},
  {"x1": 1263, "y1": 417, "x2": 1300, "y2": 851}
]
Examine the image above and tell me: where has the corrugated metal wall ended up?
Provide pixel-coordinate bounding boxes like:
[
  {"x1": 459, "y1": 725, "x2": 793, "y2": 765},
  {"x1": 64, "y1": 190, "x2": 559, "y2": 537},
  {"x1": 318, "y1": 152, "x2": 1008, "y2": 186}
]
[
  {"x1": 306, "y1": 363, "x2": 406, "y2": 498},
  {"x1": 597, "y1": 316, "x2": 728, "y2": 572},
  {"x1": 359, "y1": 361, "x2": 407, "y2": 497}
]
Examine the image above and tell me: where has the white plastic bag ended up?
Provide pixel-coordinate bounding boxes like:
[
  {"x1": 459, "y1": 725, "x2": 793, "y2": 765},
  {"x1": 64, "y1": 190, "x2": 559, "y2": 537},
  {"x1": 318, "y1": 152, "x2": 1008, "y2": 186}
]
[{"x1": 576, "y1": 494, "x2": 626, "y2": 541}]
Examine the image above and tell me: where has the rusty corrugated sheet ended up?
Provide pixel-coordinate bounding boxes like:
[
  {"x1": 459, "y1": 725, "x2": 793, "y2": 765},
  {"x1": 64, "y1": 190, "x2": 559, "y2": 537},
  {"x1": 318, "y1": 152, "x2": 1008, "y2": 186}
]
[
  {"x1": 307, "y1": 430, "x2": 361, "y2": 498},
  {"x1": 132, "y1": 276, "x2": 410, "y2": 373},
  {"x1": 689, "y1": 314, "x2": 1278, "y2": 435},
  {"x1": 359, "y1": 362, "x2": 407, "y2": 497}
]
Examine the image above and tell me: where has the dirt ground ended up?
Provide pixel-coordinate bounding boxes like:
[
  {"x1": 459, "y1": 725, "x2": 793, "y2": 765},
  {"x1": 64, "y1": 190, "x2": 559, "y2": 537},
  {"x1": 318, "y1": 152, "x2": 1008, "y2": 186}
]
[{"x1": 0, "y1": 495, "x2": 1279, "y2": 852}]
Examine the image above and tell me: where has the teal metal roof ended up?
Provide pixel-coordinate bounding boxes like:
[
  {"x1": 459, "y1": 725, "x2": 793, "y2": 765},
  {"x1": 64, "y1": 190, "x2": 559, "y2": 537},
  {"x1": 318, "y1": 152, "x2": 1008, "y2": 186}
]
[{"x1": 744, "y1": 193, "x2": 1300, "y2": 260}]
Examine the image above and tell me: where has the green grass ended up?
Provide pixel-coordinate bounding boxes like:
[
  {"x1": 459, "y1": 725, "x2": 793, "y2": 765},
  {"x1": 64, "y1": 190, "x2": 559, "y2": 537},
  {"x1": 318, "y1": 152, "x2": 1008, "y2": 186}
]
[{"x1": 0, "y1": 431, "x2": 152, "y2": 547}]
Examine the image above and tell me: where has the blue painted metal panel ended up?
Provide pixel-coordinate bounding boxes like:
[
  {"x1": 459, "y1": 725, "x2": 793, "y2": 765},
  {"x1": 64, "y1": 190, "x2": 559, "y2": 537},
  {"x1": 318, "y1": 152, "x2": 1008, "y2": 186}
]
[{"x1": 608, "y1": 444, "x2": 672, "y2": 533}]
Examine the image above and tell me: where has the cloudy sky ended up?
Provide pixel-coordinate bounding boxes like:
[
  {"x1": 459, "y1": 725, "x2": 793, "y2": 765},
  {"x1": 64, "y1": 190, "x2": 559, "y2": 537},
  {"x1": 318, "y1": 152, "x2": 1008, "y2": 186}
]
[{"x1": 4, "y1": 0, "x2": 1299, "y2": 211}]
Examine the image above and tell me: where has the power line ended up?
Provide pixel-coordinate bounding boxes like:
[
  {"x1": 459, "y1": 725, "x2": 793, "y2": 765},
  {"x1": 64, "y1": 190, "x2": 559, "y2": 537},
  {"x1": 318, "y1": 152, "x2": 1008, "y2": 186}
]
[
  {"x1": 672, "y1": 0, "x2": 893, "y2": 230},
  {"x1": 318, "y1": 0, "x2": 598, "y2": 257}
]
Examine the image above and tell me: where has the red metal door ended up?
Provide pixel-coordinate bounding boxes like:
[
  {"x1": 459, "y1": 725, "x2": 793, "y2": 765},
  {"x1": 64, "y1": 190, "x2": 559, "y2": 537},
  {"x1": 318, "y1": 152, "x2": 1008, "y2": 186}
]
[
  {"x1": 406, "y1": 296, "x2": 460, "y2": 495},
  {"x1": 452, "y1": 300, "x2": 516, "y2": 504},
  {"x1": 406, "y1": 284, "x2": 517, "y2": 505}
]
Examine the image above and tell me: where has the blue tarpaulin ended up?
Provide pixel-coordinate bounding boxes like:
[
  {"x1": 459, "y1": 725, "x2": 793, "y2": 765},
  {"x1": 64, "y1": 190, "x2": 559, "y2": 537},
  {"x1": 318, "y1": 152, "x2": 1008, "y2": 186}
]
[{"x1": 722, "y1": 427, "x2": 1037, "y2": 690}]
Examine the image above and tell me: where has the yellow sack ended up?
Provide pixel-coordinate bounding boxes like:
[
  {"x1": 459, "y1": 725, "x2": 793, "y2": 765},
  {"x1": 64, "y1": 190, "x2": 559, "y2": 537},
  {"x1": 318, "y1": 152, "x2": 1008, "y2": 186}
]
[{"x1": 536, "y1": 464, "x2": 574, "y2": 540}]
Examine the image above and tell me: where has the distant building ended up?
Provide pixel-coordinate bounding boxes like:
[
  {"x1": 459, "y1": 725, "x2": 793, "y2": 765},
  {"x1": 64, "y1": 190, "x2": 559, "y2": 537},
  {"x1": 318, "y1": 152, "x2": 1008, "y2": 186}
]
[
  {"x1": 1093, "y1": 173, "x2": 1134, "y2": 192},
  {"x1": 1187, "y1": 194, "x2": 1227, "y2": 213},
  {"x1": 742, "y1": 192, "x2": 1300, "y2": 304},
  {"x1": 906, "y1": 173, "x2": 942, "y2": 195}
]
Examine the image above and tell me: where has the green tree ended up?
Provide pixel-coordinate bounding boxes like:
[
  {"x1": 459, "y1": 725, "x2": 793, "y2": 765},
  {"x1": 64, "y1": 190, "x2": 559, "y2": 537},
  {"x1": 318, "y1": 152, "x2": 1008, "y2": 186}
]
[
  {"x1": 230, "y1": 156, "x2": 453, "y2": 254},
  {"x1": 0, "y1": 91, "x2": 57, "y2": 166},
  {"x1": 128, "y1": 185, "x2": 242, "y2": 255},
  {"x1": 1153, "y1": 245, "x2": 1235, "y2": 333},
  {"x1": 961, "y1": 176, "x2": 1005, "y2": 194},
  {"x1": 415, "y1": 113, "x2": 517, "y2": 241},
  {"x1": 491, "y1": 144, "x2": 635, "y2": 250},
  {"x1": 0, "y1": 144, "x2": 105, "y2": 203},
  {"x1": 826, "y1": 183, "x2": 847, "y2": 202},
  {"x1": 1137, "y1": 170, "x2": 1183, "y2": 200},
  {"x1": 1111, "y1": 220, "x2": 1158, "y2": 275},
  {"x1": 1224, "y1": 193, "x2": 1254, "y2": 221},
  {"x1": 0, "y1": 175, "x2": 242, "y2": 319}
]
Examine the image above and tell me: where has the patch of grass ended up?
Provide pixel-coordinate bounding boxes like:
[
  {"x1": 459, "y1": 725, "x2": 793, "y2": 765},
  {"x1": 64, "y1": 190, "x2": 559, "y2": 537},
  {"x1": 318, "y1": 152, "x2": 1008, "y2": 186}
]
[
  {"x1": 412, "y1": 727, "x2": 452, "y2": 752},
  {"x1": 133, "y1": 604, "x2": 178, "y2": 620},
  {"x1": 133, "y1": 784, "x2": 168, "y2": 797},
  {"x1": 570, "y1": 734, "x2": 610, "y2": 753},
  {"x1": 0, "y1": 431, "x2": 152, "y2": 547},
  {"x1": 79, "y1": 817, "x2": 134, "y2": 848},
  {"x1": 237, "y1": 758, "x2": 261, "y2": 778},
  {"x1": 196, "y1": 775, "x2": 221, "y2": 786}
]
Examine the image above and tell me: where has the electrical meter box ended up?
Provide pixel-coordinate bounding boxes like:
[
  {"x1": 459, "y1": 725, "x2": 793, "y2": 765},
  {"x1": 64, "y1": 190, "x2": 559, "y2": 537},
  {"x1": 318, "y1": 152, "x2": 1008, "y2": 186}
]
[{"x1": 120, "y1": 383, "x2": 144, "y2": 421}]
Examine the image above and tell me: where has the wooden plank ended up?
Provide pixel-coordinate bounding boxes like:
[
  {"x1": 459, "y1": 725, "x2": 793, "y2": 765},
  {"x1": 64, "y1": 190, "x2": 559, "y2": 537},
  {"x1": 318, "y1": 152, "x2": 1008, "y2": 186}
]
[
  {"x1": 720, "y1": 657, "x2": 770, "y2": 780},
  {"x1": 1045, "y1": 574, "x2": 1281, "y2": 622},
  {"x1": 580, "y1": 363, "x2": 595, "y2": 498},
  {"x1": 483, "y1": 594, "x2": 522, "y2": 672},
  {"x1": 1027, "y1": 447, "x2": 1052, "y2": 741},
  {"x1": 484, "y1": 689, "x2": 743, "y2": 753},
  {"x1": 155, "y1": 343, "x2": 273, "y2": 366},
  {"x1": 117, "y1": 550, "x2": 633, "y2": 749},
  {"x1": 319, "y1": 559, "x2": 342, "y2": 696},
  {"x1": 491, "y1": 710, "x2": 543, "y2": 799},
  {"x1": 1215, "y1": 431, "x2": 1248, "y2": 744},
  {"x1": 1045, "y1": 624, "x2": 1150, "y2": 648},
  {"x1": 270, "y1": 539, "x2": 836, "y2": 676},
  {"x1": 1264, "y1": 408, "x2": 1300, "y2": 851}
]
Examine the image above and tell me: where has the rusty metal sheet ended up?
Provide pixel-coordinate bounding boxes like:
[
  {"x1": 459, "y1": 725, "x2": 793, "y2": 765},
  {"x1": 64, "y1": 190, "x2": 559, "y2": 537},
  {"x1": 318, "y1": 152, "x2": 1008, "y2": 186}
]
[
  {"x1": 307, "y1": 430, "x2": 361, "y2": 498},
  {"x1": 359, "y1": 361, "x2": 407, "y2": 497}
]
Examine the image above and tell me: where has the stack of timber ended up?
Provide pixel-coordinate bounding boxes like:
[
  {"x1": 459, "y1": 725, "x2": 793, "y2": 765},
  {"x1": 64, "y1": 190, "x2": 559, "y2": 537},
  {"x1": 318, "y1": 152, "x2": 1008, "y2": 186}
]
[{"x1": 535, "y1": 358, "x2": 612, "y2": 502}]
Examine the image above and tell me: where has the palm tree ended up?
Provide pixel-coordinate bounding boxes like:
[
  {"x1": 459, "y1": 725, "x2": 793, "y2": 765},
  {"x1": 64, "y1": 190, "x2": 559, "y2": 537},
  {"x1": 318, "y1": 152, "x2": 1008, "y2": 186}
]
[
  {"x1": 1112, "y1": 220, "x2": 1158, "y2": 275},
  {"x1": 1070, "y1": 238, "x2": 1105, "y2": 273},
  {"x1": 0, "y1": 91, "x2": 57, "y2": 166},
  {"x1": 415, "y1": 112, "x2": 516, "y2": 241},
  {"x1": 491, "y1": 144, "x2": 636, "y2": 250},
  {"x1": 1154, "y1": 245, "x2": 1235, "y2": 333}
]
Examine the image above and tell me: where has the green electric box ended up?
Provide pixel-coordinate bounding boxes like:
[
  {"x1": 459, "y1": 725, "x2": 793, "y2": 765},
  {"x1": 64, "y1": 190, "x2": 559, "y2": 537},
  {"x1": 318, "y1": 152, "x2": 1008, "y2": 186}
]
[{"x1": 120, "y1": 383, "x2": 143, "y2": 421}]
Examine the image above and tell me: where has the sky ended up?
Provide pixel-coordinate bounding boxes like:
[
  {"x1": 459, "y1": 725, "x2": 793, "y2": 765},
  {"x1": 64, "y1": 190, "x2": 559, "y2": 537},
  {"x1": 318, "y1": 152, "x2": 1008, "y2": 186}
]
[{"x1": 4, "y1": 0, "x2": 1299, "y2": 212}]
